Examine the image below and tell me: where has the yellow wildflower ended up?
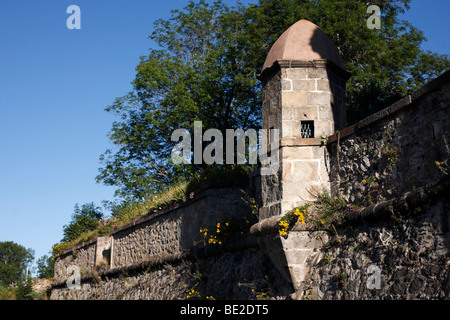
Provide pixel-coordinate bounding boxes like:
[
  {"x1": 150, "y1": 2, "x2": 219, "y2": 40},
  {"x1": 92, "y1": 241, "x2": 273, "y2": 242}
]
[
  {"x1": 279, "y1": 220, "x2": 289, "y2": 228},
  {"x1": 297, "y1": 211, "x2": 305, "y2": 224}
]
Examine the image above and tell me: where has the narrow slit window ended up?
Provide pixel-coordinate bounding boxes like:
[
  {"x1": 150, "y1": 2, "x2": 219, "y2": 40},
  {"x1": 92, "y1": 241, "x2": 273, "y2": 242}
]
[{"x1": 301, "y1": 121, "x2": 314, "y2": 138}]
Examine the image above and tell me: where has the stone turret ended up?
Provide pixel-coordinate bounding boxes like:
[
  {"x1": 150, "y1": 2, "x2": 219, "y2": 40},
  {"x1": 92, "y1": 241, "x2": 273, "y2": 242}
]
[
  {"x1": 253, "y1": 19, "x2": 350, "y2": 298},
  {"x1": 259, "y1": 19, "x2": 350, "y2": 220}
]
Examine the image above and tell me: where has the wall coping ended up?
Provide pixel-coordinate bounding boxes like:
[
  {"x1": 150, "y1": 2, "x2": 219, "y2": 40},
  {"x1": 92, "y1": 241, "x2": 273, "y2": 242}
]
[
  {"x1": 110, "y1": 186, "x2": 244, "y2": 236},
  {"x1": 327, "y1": 69, "x2": 450, "y2": 145},
  {"x1": 51, "y1": 233, "x2": 259, "y2": 289},
  {"x1": 54, "y1": 187, "x2": 246, "y2": 259},
  {"x1": 250, "y1": 174, "x2": 450, "y2": 237}
]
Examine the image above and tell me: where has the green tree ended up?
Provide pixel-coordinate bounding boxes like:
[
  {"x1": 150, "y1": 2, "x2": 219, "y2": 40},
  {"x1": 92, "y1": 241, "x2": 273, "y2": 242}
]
[
  {"x1": 0, "y1": 241, "x2": 34, "y2": 287},
  {"x1": 15, "y1": 278, "x2": 34, "y2": 300},
  {"x1": 97, "y1": 0, "x2": 260, "y2": 199},
  {"x1": 61, "y1": 203, "x2": 103, "y2": 242},
  {"x1": 97, "y1": 0, "x2": 449, "y2": 199},
  {"x1": 244, "y1": 0, "x2": 450, "y2": 123},
  {"x1": 36, "y1": 254, "x2": 54, "y2": 279}
]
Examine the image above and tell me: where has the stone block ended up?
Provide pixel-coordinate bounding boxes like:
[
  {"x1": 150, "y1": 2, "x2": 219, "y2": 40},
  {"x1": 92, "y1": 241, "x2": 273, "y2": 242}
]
[
  {"x1": 285, "y1": 68, "x2": 308, "y2": 80},
  {"x1": 282, "y1": 184, "x2": 312, "y2": 204},
  {"x1": 316, "y1": 79, "x2": 331, "y2": 91},
  {"x1": 284, "y1": 248, "x2": 314, "y2": 265},
  {"x1": 282, "y1": 79, "x2": 292, "y2": 91},
  {"x1": 282, "y1": 181, "x2": 322, "y2": 205},
  {"x1": 280, "y1": 231, "x2": 329, "y2": 250},
  {"x1": 318, "y1": 105, "x2": 335, "y2": 122},
  {"x1": 307, "y1": 68, "x2": 327, "y2": 79},
  {"x1": 289, "y1": 264, "x2": 308, "y2": 286},
  {"x1": 281, "y1": 145, "x2": 326, "y2": 161},
  {"x1": 281, "y1": 146, "x2": 313, "y2": 160},
  {"x1": 314, "y1": 120, "x2": 334, "y2": 136},
  {"x1": 255, "y1": 230, "x2": 329, "y2": 291},
  {"x1": 283, "y1": 182, "x2": 324, "y2": 204},
  {"x1": 282, "y1": 159, "x2": 320, "y2": 183},
  {"x1": 282, "y1": 106, "x2": 294, "y2": 120},
  {"x1": 317, "y1": 161, "x2": 331, "y2": 186},
  {"x1": 284, "y1": 118, "x2": 312, "y2": 139},
  {"x1": 282, "y1": 91, "x2": 307, "y2": 106},
  {"x1": 293, "y1": 106, "x2": 319, "y2": 120},
  {"x1": 307, "y1": 91, "x2": 330, "y2": 106},
  {"x1": 292, "y1": 79, "x2": 316, "y2": 91},
  {"x1": 281, "y1": 120, "x2": 294, "y2": 138}
]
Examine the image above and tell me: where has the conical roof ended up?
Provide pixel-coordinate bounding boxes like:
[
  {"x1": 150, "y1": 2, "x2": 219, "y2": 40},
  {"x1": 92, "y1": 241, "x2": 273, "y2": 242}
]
[{"x1": 262, "y1": 19, "x2": 345, "y2": 72}]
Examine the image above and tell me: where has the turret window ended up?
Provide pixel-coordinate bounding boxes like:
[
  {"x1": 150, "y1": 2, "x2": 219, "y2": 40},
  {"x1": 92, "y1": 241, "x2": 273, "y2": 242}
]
[{"x1": 301, "y1": 121, "x2": 314, "y2": 138}]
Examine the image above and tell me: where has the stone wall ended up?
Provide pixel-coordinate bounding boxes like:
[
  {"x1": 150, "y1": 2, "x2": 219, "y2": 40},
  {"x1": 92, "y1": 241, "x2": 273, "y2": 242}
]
[
  {"x1": 250, "y1": 70, "x2": 450, "y2": 300},
  {"x1": 51, "y1": 187, "x2": 293, "y2": 300},
  {"x1": 50, "y1": 247, "x2": 292, "y2": 300},
  {"x1": 259, "y1": 60, "x2": 348, "y2": 221},
  {"x1": 111, "y1": 188, "x2": 250, "y2": 268},
  {"x1": 53, "y1": 187, "x2": 253, "y2": 280},
  {"x1": 50, "y1": 70, "x2": 450, "y2": 300},
  {"x1": 302, "y1": 69, "x2": 450, "y2": 299},
  {"x1": 306, "y1": 197, "x2": 450, "y2": 299},
  {"x1": 328, "y1": 72, "x2": 450, "y2": 206},
  {"x1": 53, "y1": 240, "x2": 97, "y2": 281}
]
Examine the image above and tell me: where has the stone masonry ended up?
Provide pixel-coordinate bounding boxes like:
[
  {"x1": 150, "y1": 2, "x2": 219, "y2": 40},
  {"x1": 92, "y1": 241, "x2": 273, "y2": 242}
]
[
  {"x1": 259, "y1": 20, "x2": 350, "y2": 221},
  {"x1": 50, "y1": 19, "x2": 450, "y2": 300}
]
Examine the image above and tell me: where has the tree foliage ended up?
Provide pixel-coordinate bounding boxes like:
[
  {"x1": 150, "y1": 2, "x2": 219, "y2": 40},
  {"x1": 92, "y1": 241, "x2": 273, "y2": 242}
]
[
  {"x1": 0, "y1": 241, "x2": 34, "y2": 287},
  {"x1": 61, "y1": 203, "x2": 103, "y2": 243},
  {"x1": 97, "y1": 0, "x2": 450, "y2": 199},
  {"x1": 244, "y1": 0, "x2": 450, "y2": 122},
  {"x1": 36, "y1": 254, "x2": 54, "y2": 279},
  {"x1": 97, "y1": 1, "x2": 262, "y2": 199},
  {"x1": 15, "y1": 278, "x2": 34, "y2": 300}
]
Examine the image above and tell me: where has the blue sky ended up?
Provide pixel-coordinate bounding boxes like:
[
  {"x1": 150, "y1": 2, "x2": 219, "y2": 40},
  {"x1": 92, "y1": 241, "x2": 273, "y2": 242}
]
[{"x1": 0, "y1": 0, "x2": 449, "y2": 274}]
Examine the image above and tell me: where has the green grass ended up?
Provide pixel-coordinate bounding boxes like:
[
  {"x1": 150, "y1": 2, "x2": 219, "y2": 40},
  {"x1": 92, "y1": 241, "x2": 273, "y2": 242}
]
[
  {"x1": 53, "y1": 165, "x2": 252, "y2": 256},
  {"x1": 306, "y1": 190, "x2": 347, "y2": 229}
]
